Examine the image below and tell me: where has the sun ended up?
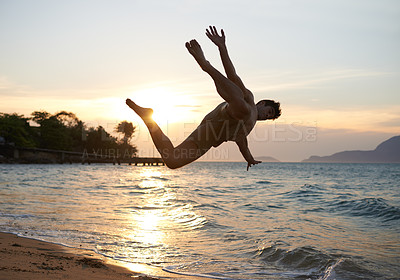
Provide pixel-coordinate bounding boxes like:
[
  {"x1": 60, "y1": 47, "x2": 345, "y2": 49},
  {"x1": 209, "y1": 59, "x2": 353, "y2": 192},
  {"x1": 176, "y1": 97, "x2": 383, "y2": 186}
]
[{"x1": 126, "y1": 87, "x2": 194, "y2": 124}]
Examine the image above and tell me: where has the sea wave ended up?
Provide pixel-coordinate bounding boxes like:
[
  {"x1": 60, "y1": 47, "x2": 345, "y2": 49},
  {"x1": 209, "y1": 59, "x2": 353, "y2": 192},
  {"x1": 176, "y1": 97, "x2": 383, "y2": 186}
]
[
  {"x1": 0, "y1": 213, "x2": 36, "y2": 219},
  {"x1": 329, "y1": 197, "x2": 400, "y2": 223},
  {"x1": 256, "y1": 245, "x2": 332, "y2": 272},
  {"x1": 255, "y1": 245, "x2": 383, "y2": 280},
  {"x1": 256, "y1": 180, "x2": 273, "y2": 185}
]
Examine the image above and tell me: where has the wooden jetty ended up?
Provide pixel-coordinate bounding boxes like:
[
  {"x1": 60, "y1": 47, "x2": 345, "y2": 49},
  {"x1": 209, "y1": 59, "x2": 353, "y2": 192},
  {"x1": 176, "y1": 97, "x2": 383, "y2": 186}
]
[
  {"x1": 81, "y1": 156, "x2": 164, "y2": 166},
  {"x1": 1, "y1": 145, "x2": 164, "y2": 166}
]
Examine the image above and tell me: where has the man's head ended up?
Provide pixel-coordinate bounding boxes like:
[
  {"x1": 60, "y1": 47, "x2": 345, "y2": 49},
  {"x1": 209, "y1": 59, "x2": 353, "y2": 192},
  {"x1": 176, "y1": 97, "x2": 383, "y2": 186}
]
[{"x1": 256, "y1": 100, "x2": 281, "y2": 120}]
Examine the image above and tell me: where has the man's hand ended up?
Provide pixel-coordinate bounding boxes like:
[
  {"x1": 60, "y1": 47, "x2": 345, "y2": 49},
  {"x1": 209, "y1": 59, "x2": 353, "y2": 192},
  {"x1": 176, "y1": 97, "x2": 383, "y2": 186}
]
[
  {"x1": 247, "y1": 159, "x2": 262, "y2": 171},
  {"x1": 235, "y1": 136, "x2": 261, "y2": 171},
  {"x1": 206, "y1": 26, "x2": 225, "y2": 48}
]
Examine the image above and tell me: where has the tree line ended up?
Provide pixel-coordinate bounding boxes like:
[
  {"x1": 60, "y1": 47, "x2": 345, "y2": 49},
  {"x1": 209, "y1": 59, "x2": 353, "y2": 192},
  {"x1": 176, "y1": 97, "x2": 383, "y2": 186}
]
[{"x1": 0, "y1": 110, "x2": 137, "y2": 156}]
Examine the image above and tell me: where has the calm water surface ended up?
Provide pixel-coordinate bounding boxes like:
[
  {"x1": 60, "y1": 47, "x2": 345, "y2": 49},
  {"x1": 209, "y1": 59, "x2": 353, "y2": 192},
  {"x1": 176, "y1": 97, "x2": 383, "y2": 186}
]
[{"x1": 1, "y1": 162, "x2": 399, "y2": 279}]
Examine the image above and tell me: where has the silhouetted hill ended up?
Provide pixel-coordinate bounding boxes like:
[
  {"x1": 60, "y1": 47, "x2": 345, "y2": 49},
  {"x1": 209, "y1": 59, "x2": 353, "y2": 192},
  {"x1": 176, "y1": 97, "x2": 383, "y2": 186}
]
[
  {"x1": 302, "y1": 136, "x2": 400, "y2": 163},
  {"x1": 257, "y1": 156, "x2": 280, "y2": 162}
]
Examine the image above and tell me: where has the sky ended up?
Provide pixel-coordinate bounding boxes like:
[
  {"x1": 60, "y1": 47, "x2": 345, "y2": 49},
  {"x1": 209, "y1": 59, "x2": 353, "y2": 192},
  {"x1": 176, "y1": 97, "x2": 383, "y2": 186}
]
[{"x1": 1, "y1": 0, "x2": 399, "y2": 162}]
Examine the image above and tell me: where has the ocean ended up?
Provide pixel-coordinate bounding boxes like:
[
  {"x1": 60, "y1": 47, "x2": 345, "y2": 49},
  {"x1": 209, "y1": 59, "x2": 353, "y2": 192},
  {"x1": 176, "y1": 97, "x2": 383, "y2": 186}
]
[{"x1": 1, "y1": 162, "x2": 399, "y2": 280}]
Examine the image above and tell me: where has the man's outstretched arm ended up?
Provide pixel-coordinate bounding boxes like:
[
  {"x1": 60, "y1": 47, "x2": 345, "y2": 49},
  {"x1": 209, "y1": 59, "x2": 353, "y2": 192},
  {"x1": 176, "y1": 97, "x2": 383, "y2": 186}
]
[
  {"x1": 206, "y1": 26, "x2": 246, "y2": 90},
  {"x1": 235, "y1": 136, "x2": 262, "y2": 171}
]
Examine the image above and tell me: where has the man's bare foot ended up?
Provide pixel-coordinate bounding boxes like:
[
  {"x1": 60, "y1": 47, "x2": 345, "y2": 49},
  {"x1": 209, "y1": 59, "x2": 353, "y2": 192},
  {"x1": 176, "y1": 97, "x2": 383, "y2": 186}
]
[
  {"x1": 185, "y1": 40, "x2": 210, "y2": 70},
  {"x1": 126, "y1": 99, "x2": 153, "y2": 121}
]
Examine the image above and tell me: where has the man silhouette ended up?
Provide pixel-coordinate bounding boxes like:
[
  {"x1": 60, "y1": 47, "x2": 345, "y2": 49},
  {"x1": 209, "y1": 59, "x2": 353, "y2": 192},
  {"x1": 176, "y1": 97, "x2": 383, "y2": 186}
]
[{"x1": 127, "y1": 26, "x2": 281, "y2": 170}]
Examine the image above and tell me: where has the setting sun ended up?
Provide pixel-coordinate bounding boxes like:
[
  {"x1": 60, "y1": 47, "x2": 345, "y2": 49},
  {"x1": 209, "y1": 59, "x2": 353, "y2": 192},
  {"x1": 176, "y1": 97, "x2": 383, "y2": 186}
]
[{"x1": 127, "y1": 87, "x2": 195, "y2": 124}]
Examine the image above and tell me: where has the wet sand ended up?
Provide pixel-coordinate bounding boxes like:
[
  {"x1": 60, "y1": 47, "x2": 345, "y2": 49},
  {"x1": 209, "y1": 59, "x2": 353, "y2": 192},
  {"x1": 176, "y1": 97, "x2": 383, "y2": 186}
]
[{"x1": 0, "y1": 232, "x2": 161, "y2": 280}]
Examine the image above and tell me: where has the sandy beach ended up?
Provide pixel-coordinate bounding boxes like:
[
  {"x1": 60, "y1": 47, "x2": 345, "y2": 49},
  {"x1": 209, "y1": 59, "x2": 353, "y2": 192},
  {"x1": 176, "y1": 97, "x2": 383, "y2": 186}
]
[{"x1": 0, "y1": 232, "x2": 161, "y2": 280}]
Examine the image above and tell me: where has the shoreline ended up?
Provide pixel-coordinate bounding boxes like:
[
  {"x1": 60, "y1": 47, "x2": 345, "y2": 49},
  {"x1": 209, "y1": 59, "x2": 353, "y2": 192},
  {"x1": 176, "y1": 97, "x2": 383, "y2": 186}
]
[
  {"x1": 0, "y1": 232, "x2": 206, "y2": 280},
  {"x1": 0, "y1": 232, "x2": 162, "y2": 280}
]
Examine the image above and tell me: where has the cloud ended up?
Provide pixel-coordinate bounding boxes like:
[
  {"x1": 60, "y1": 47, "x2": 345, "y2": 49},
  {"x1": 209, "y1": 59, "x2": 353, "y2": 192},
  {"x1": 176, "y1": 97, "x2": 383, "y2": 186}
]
[
  {"x1": 376, "y1": 117, "x2": 400, "y2": 128},
  {"x1": 174, "y1": 104, "x2": 202, "y2": 108},
  {"x1": 0, "y1": 76, "x2": 105, "y2": 99},
  {"x1": 0, "y1": 76, "x2": 32, "y2": 97},
  {"x1": 250, "y1": 68, "x2": 392, "y2": 92}
]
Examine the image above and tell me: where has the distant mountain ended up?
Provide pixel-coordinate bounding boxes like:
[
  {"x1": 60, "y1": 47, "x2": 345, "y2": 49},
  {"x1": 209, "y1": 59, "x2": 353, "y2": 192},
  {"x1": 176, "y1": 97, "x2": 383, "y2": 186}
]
[
  {"x1": 257, "y1": 156, "x2": 280, "y2": 162},
  {"x1": 302, "y1": 136, "x2": 400, "y2": 163}
]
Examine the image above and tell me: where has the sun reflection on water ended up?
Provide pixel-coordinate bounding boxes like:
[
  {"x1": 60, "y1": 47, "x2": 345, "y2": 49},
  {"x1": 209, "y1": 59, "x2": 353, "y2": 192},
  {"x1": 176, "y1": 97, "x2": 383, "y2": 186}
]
[
  {"x1": 119, "y1": 167, "x2": 205, "y2": 266},
  {"x1": 139, "y1": 169, "x2": 162, "y2": 179},
  {"x1": 134, "y1": 209, "x2": 164, "y2": 246}
]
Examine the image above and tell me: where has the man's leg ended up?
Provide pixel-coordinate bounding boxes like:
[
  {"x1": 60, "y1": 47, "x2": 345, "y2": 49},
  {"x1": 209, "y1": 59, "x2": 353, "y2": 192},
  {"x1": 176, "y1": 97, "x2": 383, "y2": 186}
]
[
  {"x1": 186, "y1": 40, "x2": 248, "y2": 117},
  {"x1": 126, "y1": 99, "x2": 206, "y2": 169}
]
